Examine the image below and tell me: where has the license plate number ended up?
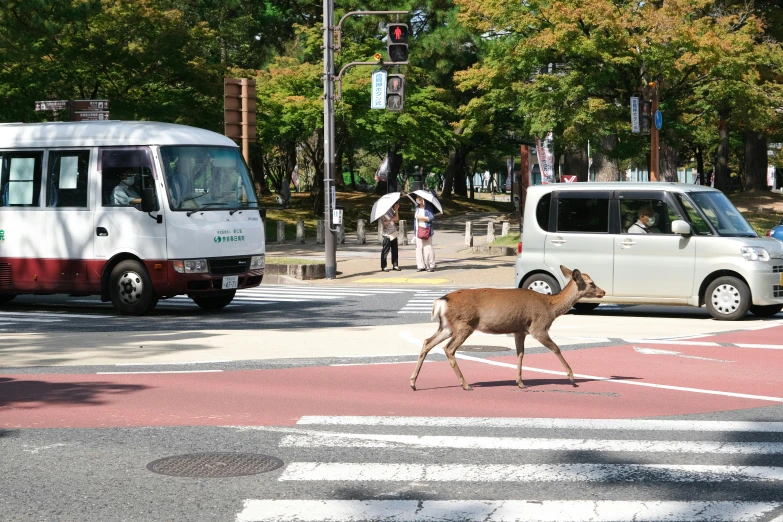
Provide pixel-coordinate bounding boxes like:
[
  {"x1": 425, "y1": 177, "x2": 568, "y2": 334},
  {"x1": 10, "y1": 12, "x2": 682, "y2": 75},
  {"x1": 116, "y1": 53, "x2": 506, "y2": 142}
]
[{"x1": 222, "y1": 276, "x2": 239, "y2": 290}]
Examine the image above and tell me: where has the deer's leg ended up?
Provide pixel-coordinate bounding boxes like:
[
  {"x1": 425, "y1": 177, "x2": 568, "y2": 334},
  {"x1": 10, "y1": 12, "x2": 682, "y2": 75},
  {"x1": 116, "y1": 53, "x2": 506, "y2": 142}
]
[
  {"x1": 443, "y1": 329, "x2": 473, "y2": 391},
  {"x1": 532, "y1": 331, "x2": 576, "y2": 386},
  {"x1": 410, "y1": 326, "x2": 452, "y2": 390},
  {"x1": 514, "y1": 332, "x2": 527, "y2": 388}
]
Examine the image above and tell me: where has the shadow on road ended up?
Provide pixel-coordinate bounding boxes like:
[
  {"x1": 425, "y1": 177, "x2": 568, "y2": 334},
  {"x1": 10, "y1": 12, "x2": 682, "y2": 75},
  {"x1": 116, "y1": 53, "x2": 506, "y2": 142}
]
[{"x1": 0, "y1": 377, "x2": 147, "y2": 408}]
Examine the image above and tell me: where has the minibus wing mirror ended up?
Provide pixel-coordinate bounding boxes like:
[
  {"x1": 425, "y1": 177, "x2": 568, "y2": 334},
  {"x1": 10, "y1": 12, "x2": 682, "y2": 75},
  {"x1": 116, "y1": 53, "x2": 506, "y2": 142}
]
[{"x1": 141, "y1": 188, "x2": 156, "y2": 213}]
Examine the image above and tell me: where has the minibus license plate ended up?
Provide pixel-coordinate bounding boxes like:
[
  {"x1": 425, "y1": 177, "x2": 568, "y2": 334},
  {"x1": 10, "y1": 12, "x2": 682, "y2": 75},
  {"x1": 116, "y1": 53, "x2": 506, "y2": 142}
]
[{"x1": 222, "y1": 276, "x2": 239, "y2": 290}]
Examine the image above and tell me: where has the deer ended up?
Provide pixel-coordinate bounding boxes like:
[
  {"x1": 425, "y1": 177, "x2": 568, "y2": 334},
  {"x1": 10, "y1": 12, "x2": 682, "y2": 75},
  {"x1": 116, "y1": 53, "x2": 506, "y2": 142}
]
[{"x1": 410, "y1": 265, "x2": 605, "y2": 391}]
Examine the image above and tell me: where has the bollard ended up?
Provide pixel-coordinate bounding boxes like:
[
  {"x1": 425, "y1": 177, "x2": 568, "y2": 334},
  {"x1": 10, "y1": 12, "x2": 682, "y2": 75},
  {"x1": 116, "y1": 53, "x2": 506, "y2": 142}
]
[
  {"x1": 399, "y1": 219, "x2": 408, "y2": 246},
  {"x1": 486, "y1": 221, "x2": 495, "y2": 244},
  {"x1": 337, "y1": 223, "x2": 345, "y2": 244},
  {"x1": 465, "y1": 221, "x2": 473, "y2": 247},
  {"x1": 317, "y1": 220, "x2": 324, "y2": 245},
  {"x1": 357, "y1": 219, "x2": 366, "y2": 244},
  {"x1": 501, "y1": 221, "x2": 510, "y2": 237},
  {"x1": 377, "y1": 222, "x2": 383, "y2": 245},
  {"x1": 277, "y1": 221, "x2": 285, "y2": 244},
  {"x1": 296, "y1": 220, "x2": 305, "y2": 244}
]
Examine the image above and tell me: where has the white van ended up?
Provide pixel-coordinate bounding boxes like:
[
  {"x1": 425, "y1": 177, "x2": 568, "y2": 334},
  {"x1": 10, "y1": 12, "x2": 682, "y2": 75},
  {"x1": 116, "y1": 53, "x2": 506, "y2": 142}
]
[
  {"x1": 515, "y1": 183, "x2": 783, "y2": 320},
  {"x1": 0, "y1": 121, "x2": 265, "y2": 315}
]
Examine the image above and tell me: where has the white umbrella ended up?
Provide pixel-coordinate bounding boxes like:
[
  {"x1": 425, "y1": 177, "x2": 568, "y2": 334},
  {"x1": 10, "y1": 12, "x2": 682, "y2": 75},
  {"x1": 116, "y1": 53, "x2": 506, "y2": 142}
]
[
  {"x1": 406, "y1": 189, "x2": 443, "y2": 214},
  {"x1": 370, "y1": 192, "x2": 402, "y2": 222}
]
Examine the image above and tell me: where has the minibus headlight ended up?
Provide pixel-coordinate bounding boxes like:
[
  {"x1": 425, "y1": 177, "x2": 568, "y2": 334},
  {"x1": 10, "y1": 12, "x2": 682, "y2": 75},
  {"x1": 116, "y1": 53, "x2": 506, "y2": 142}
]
[
  {"x1": 172, "y1": 260, "x2": 185, "y2": 273},
  {"x1": 250, "y1": 255, "x2": 265, "y2": 270},
  {"x1": 740, "y1": 247, "x2": 769, "y2": 262},
  {"x1": 183, "y1": 259, "x2": 209, "y2": 273}
]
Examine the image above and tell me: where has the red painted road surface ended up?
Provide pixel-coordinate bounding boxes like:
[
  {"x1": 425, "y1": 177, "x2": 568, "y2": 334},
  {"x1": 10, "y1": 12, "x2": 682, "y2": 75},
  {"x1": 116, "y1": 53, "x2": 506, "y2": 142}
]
[{"x1": 2, "y1": 325, "x2": 782, "y2": 429}]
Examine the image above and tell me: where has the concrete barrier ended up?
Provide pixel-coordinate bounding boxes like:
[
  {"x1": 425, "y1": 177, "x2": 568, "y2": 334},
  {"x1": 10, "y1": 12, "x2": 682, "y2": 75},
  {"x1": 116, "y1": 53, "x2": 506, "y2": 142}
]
[
  {"x1": 317, "y1": 220, "x2": 324, "y2": 244},
  {"x1": 296, "y1": 220, "x2": 305, "y2": 244},
  {"x1": 400, "y1": 219, "x2": 408, "y2": 245},
  {"x1": 465, "y1": 222, "x2": 473, "y2": 247},
  {"x1": 277, "y1": 221, "x2": 285, "y2": 244},
  {"x1": 357, "y1": 219, "x2": 366, "y2": 244}
]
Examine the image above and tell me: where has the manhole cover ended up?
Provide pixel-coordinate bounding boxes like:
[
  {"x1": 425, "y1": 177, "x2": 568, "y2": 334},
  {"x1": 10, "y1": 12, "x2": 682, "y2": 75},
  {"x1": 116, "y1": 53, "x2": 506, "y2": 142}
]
[
  {"x1": 146, "y1": 453, "x2": 283, "y2": 478},
  {"x1": 460, "y1": 345, "x2": 512, "y2": 352}
]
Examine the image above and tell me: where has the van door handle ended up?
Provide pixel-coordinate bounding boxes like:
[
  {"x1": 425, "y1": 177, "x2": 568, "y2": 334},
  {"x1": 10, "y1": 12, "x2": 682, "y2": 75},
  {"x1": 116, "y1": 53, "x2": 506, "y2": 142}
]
[
  {"x1": 550, "y1": 238, "x2": 567, "y2": 245},
  {"x1": 96, "y1": 227, "x2": 108, "y2": 237},
  {"x1": 620, "y1": 239, "x2": 636, "y2": 248}
]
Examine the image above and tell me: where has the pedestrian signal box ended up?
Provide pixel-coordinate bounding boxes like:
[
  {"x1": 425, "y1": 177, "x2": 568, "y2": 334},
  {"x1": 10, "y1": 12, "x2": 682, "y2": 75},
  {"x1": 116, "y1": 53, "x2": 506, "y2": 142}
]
[
  {"x1": 386, "y1": 74, "x2": 405, "y2": 112},
  {"x1": 387, "y1": 24, "x2": 409, "y2": 62}
]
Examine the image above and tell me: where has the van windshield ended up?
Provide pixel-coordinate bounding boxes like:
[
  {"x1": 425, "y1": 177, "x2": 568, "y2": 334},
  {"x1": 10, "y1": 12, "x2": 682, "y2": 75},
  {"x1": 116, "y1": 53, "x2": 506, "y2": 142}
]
[
  {"x1": 686, "y1": 192, "x2": 757, "y2": 237},
  {"x1": 159, "y1": 146, "x2": 258, "y2": 212}
]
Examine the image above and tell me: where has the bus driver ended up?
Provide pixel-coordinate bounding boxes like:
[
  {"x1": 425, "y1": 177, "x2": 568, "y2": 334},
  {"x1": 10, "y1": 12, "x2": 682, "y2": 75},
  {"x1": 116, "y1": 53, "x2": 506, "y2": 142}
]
[{"x1": 112, "y1": 168, "x2": 142, "y2": 206}]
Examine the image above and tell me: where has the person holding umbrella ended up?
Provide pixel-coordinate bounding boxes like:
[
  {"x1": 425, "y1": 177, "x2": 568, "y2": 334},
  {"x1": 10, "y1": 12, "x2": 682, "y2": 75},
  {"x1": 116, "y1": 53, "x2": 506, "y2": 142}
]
[
  {"x1": 414, "y1": 194, "x2": 436, "y2": 272},
  {"x1": 380, "y1": 202, "x2": 401, "y2": 271}
]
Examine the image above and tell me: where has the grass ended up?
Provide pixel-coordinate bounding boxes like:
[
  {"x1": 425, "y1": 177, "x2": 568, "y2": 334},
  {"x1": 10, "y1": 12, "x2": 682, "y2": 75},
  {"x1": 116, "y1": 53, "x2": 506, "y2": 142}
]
[
  {"x1": 490, "y1": 232, "x2": 521, "y2": 247},
  {"x1": 728, "y1": 191, "x2": 783, "y2": 236}
]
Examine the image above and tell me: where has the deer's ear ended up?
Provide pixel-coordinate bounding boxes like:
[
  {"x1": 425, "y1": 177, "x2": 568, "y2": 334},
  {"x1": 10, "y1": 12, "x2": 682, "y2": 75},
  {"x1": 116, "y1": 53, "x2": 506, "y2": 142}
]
[
  {"x1": 560, "y1": 265, "x2": 572, "y2": 278},
  {"x1": 572, "y1": 269, "x2": 584, "y2": 283}
]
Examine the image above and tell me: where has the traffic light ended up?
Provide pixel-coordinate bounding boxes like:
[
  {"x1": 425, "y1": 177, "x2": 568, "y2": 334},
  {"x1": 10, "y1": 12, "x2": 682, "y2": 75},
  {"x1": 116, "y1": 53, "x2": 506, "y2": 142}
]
[
  {"x1": 640, "y1": 100, "x2": 652, "y2": 135},
  {"x1": 386, "y1": 74, "x2": 405, "y2": 111},
  {"x1": 387, "y1": 23, "x2": 409, "y2": 63}
]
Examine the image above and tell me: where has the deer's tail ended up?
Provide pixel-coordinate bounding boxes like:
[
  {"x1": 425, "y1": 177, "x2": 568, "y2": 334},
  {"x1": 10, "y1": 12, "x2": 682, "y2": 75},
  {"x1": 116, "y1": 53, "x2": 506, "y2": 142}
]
[{"x1": 431, "y1": 298, "x2": 447, "y2": 322}]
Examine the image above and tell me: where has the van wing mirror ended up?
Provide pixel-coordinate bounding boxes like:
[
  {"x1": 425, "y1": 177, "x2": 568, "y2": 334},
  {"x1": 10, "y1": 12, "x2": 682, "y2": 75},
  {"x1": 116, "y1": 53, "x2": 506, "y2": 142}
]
[
  {"x1": 141, "y1": 188, "x2": 156, "y2": 212},
  {"x1": 671, "y1": 219, "x2": 691, "y2": 235}
]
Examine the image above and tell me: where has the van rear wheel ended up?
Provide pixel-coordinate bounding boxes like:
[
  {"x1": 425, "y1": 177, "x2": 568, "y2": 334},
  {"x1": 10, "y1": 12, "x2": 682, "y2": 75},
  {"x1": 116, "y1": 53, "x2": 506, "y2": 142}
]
[
  {"x1": 573, "y1": 303, "x2": 600, "y2": 312},
  {"x1": 521, "y1": 273, "x2": 561, "y2": 295},
  {"x1": 749, "y1": 304, "x2": 783, "y2": 317},
  {"x1": 705, "y1": 276, "x2": 750, "y2": 321},
  {"x1": 109, "y1": 260, "x2": 158, "y2": 315},
  {"x1": 192, "y1": 292, "x2": 235, "y2": 310},
  {"x1": 0, "y1": 293, "x2": 16, "y2": 304}
]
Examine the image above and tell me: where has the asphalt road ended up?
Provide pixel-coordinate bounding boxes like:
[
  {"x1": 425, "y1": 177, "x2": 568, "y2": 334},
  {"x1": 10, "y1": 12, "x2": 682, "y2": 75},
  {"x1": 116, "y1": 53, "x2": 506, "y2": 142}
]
[{"x1": 2, "y1": 286, "x2": 783, "y2": 521}]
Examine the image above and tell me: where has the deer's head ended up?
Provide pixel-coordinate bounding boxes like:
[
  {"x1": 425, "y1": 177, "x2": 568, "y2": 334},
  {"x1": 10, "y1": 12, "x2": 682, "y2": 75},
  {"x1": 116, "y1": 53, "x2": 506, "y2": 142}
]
[{"x1": 560, "y1": 265, "x2": 605, "y2": 299}]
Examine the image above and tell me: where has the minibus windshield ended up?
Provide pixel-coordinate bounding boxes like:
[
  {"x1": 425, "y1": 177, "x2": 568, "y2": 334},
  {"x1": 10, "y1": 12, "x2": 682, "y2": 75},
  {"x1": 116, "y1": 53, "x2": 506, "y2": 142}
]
[
  {"x1": 160, "y1": 146, "x2": 258, "y2": 212},
  {"x1": 686, "y1": 191, "x2": 757, "y2": 237}
]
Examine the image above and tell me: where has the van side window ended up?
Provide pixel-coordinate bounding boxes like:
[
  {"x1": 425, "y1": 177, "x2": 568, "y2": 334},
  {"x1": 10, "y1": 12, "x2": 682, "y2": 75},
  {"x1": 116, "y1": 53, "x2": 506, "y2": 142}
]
[
  {"x1": 47, "y1": 151, "x2": 89, "y2": 208},
  {"x1": 619, "y1": 197, "x2": 680, "y2": 234},
  {"x1": 0, "y1": 152, "x2": 43, "y2": 207},
  {"x1": 536, "y1": 193, "x2": 551, "y2": 231},
  {"x1": 100, "y1": 148, "x2": 159, "y2": 210},
  {"x1": 557, "y1": 197, "x2": 609, "y2": 233}
]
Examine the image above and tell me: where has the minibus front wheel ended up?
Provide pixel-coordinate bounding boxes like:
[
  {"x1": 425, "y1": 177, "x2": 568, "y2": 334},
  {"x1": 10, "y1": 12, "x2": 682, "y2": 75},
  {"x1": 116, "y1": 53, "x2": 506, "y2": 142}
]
[
  {"x1": 0, "y1": 293, "x2": 16, "y2": 304},
  {"x1": 108, "y1": 260, "x2": 159, "y2": 315},
  {"x1": 191, "y1": 291, "x2": 235, "y2": 310}
]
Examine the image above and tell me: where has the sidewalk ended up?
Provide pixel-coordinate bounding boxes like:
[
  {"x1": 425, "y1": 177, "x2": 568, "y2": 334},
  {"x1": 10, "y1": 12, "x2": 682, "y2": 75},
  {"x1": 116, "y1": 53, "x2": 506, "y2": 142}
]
[{"x1": 263, "y1": 212, "x2": 519, "y2": 288}]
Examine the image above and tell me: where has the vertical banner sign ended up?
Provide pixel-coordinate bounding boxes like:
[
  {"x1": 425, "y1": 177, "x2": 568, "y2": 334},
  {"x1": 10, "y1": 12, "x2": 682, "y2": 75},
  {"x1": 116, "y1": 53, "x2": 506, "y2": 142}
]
[
  {"x1": 536, "y1": 132, "x2": 555, "y2": 184},
  {"x1": 371, "y1": 70, "x2": 387, "y2": 109},
  {"x1": 630, "y1": 97, "x2": 640, "y2": 133}
]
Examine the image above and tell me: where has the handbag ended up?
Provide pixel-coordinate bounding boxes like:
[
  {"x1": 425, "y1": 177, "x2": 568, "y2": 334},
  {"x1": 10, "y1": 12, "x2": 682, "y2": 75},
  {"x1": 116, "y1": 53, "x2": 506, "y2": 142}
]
[{"x1": 416, "y1": 225, "x2": 431, "y2": 240}]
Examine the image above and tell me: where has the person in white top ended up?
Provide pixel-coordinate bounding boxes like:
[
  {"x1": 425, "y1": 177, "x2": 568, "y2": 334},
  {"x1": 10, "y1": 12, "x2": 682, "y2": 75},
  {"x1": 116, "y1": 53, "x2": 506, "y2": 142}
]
[
  {"x1": 414, "y1": 195, "x2": 436, "y2": 272},
  {"x1": 628, "y1": 206, "x2": 660, "y2": 234},
  {"x1": 111, "y1": 169, "x2": 141, "y2": 206}
]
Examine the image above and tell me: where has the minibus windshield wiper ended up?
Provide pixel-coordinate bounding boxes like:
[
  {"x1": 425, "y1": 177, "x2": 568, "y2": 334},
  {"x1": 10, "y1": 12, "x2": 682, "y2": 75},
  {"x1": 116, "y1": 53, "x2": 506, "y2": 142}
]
[
  {"x1": 229, "y1": 202, "x2": 260, "y2": 215},
  {"x1": 186, "y1": 202, "x2": 228, "y2": 217}
]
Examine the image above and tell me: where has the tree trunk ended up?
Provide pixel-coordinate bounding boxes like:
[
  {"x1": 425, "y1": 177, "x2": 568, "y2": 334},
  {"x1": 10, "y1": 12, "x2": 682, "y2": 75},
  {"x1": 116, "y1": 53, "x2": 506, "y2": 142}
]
[
  {"x1": 348, "y1": 151, "x2": 356, "y2": 190},
  {"x1": 334, "y1": 149, "x2": 345, "y2": 188},
  {"x1": 442, "y1": 145, "x2": 468, "y2": 198},
  {"x1": 744, "y1": 131, "x2": 768, "y2": 192},
  {"x1": 659, "y1": 142, "x2": 679, "y2": 182},
  {"x1": 592, "y1": 134, "x2": 621, "y2": 182},
  {"x1": 714, "y1": 114, "x2": 730, "y2": 192},
  {"x1": 695, "y1": 146, "x2": 704, "y2": 184},
  {"x1": 562, "y1": 145, "x2": 589, "y2": 182},
  {"x1": 388, "y1": 146, "x2": 403, "y2": 193}
]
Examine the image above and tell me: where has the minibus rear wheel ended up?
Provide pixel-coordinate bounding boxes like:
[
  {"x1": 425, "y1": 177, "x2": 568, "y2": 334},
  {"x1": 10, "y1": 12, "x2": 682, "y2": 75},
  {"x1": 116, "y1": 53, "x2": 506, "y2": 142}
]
[
  {"x1": 192, "y1": 292, "x2": 236, "y2": 310},
  {"x1": 0, "y1": 293, "x2": 16, "y2": 304},
  {"x1": 109, "y1": 260, "x2": 159, "y2": 315}
]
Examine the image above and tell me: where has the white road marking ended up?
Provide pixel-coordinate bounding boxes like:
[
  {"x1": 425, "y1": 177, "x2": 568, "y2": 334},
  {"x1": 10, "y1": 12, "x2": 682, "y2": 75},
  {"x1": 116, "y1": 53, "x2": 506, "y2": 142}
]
[
  {"x1": 330, "y1": 361, "x2": 430, "y2": 367},
  {"x1": 296, "y1": 416, "x2": 783, "y2": 432},
  {"x1": 115, "y1": 360, "x2": 233, "y2": 366},
  {"x1": 279, "y1": 432, "x2": 783, "y2": 454},
  {"x1": 735, "y1": 343, "x2": 783, "y2": 350},
  {"x1": 0, "y1": 311, "x2": 114, "y2": 319},
  {"x1": 633, "y1": 346, "x2": 734, "y2": 362},
  {"x1": 236, "y1": 500, "x2": 779, "y2": 522},
  {"x1": 399, "y1": 331, "x2": 783, "y2": 403},
  {"x1": 624, "y1": 339, "x2": 721, "y2": 346},
  {"x1": 96, "y1": 370, "x2": 222, "y2": 374}
]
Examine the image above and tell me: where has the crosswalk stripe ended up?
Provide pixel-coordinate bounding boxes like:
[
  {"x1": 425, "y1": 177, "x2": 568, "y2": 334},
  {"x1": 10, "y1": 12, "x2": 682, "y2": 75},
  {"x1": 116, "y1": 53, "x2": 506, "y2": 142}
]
[
  {"x1": 279, "y1": 462, "x2": 783, "y2": 482},
  {"x1": 296, "y1": 416, "x2": 783, "y2": 432},
  {"x1": 236, "y1": 500, "x2": 780, "y2": 522},
  {"x1": 279, "y1": 432, "x2": 783, "y2": 454}
]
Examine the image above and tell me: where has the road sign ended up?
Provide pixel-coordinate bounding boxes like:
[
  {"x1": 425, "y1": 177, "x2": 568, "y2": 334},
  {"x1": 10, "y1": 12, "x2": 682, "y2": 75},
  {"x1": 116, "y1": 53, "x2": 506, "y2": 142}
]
[
  {"x1": 73, "y1": 111, "x2": 110, "y2": 121},
  {"x1": 562, "y1": 175, "x2": 578, "y2": 183},
  {"x1": 371, "y1": 70, "x2": 387, "y2": 109},
  {"x1": 630, "y1": 97, "x2": 640, "y2": 133},
  {"x1": 35, "y1": 100, "x2": 69, "y2": 111},
  {"x1": 655, "y1": 110, "x2": 663, "y2": 130},
  {"x1": 72, "y1": 99, "x2": 109, "y2": 111}
]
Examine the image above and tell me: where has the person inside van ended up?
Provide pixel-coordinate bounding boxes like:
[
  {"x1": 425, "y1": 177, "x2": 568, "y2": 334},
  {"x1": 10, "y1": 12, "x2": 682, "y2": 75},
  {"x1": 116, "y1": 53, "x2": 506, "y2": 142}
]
[
  {"x1": 111, "y1": 168, "x2": 141, "y2": 206},
  {"x1": 628, "y1": 205, "x2": 660, "y2": 234}
]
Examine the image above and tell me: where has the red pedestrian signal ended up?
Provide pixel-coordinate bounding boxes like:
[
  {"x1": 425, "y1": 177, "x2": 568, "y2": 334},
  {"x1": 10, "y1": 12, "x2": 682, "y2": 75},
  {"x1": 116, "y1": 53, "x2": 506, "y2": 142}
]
[{"x1": 387, "y1": 23, "x2": 409, "y2": 63}]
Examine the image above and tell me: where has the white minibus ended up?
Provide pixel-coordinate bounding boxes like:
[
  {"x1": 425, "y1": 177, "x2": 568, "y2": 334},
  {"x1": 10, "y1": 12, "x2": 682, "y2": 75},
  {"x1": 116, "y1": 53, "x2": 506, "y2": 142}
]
[{"x1": 0, "y1": 121, "x2": 265, "y2": 314}]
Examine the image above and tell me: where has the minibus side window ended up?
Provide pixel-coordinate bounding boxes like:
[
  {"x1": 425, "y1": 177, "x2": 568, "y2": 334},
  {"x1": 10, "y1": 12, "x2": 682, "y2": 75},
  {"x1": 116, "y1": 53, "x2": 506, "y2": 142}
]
[
  {"x1": 100, "y1": 148, "x2": 158, "y2": 210},
  {"x1": 1, "y1": 152, "x2": 43, "y2": 207},
  {"x1": 47, "y1": 150, "x2": 89, "y2": 208}
]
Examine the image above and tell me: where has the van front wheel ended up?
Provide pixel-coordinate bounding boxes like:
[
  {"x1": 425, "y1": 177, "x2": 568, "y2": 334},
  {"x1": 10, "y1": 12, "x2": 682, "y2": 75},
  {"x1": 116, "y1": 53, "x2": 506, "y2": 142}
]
[
  {"x1": 521, "y1": 274, "x2": 561, "y2": 295},
  {"x1": 749, "y1": 304, "x2": 783, "y2": 317},
  {"x1": 109, "y1": 260, "x2": 159, "y2": 315},
  {"x1": 705, "y1": 276, "x2": 750, "y2": 321}
]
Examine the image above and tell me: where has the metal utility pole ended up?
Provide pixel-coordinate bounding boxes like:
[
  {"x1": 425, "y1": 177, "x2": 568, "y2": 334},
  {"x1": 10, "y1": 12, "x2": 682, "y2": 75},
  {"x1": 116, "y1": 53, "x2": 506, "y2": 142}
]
[{"x1": 323, "y1": 0, "x2": 337, "y2": 279}]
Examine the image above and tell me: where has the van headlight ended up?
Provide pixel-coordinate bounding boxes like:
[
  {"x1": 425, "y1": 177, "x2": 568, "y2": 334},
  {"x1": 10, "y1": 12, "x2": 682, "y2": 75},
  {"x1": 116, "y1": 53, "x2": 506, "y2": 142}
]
[
  {"x1": 740, "y1": 247, "x2": 770, "y2": 261},
  {"x1": 250, "y1": 254, "x2": 265, "y2": 270},
  {"x1": 172, "y1": 259, "x2": 209, "y2": 273}
]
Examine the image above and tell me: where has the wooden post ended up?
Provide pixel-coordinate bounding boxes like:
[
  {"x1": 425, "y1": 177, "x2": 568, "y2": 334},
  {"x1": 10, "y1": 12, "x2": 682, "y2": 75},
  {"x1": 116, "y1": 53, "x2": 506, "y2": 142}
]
[
  {"x1": 399, "y1": 219, "x2": 408, "y2": 246},
  {"x1": 296, "y1": 220, "x2": 305, "y2": 244},
  {"x1": 650, "y1": 82, "x2": 659, "y2": 182},
  {"x1": 501, "y1": 221, "x2": 510, "y2": 236},
  {"x1": 276, "y1": 221, "x2": 285, "y2": 244},
  {"x1": 465, "y1": 222, "x2": 473, "y2": 247},
  {"x1": 357, "y1": 219, "x2": 366, "y2": 244},
  {"x1": 486, "y1": 222, "x2": 495, "y2": 244}
]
